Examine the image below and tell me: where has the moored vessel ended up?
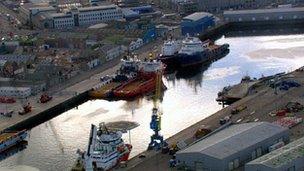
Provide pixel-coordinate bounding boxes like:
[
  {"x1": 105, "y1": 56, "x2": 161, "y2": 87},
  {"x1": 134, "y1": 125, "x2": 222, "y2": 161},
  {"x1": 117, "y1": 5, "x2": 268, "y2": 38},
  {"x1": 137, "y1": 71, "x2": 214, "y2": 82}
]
[
  {"x1": 74, "y1": 123, "x2": 132, "y2": 171},
  {"x1": 113, "y1": 60, "x2": 165, "y2": 99},
  {"x1": 0, "y1": 130, "x2": 28, "y2": 153},
  {"x1": 89, "y1": 58, "x2": 139, "y2": 99},
  {"x1": 157, "y1": 39, "x2": 181, "y2": 67},
  {"x1": 177, "y1": 36, "x2": 229, "y2": 68}
]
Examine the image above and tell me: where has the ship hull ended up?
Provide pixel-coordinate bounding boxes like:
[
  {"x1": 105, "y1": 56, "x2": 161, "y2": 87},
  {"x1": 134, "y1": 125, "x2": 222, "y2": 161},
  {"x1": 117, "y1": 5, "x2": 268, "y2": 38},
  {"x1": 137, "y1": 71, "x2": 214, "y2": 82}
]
[
  {"x1": 113, "y1": 76, "x2": 157, "y2": 99},
  {"x1": 0, "y1": 130, "x2": 27, "y2": 153},
  {"x1": 178, "y1": 44, "x2": 229, "y2": 68},
  {"x1": 157, "y1": 54, "x2": 179, "y2": 68}
]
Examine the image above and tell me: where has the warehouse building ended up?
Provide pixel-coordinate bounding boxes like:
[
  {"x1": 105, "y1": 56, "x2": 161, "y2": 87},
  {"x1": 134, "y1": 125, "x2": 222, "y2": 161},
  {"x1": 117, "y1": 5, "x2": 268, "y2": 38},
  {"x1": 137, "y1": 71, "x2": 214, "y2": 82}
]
[
  {"x1": 181, "y1": 12, "x2": 214, "y2": 36},
  {"x1": 176, "y1": 122, "x2": 289, "y2": 171},
  {"x1": 224, "y1": 7, "x2": 304, "y2": 23},
  {"x1": 196, "y1": 0, "x2": 302, "y2": 13},
  {"x1": 245, "y1": 136, "x2": 304, "y2": 171}
]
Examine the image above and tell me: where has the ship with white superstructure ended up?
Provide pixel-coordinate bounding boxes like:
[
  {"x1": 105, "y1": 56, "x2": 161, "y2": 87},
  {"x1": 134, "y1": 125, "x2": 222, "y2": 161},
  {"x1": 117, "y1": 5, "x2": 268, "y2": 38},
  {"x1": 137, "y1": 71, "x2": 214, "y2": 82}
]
[
  {"x1": 73, "y1": 123, "x2": 132, "y2": 171},
  {"x1": 177, "y1": 35, "x2": 229, "y2": 67},
  {"x1": 157, "y1": 39, "x2": 181, "y2": 67}
]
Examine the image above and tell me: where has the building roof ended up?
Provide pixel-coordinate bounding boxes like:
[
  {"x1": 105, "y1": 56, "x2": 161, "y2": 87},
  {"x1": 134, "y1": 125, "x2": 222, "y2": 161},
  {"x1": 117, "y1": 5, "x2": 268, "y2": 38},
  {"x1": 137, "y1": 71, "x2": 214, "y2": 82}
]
[
  {"x1": 247, "y1": 136, "x2": 304, "y2": 168},
  {"x1": 78, "y1": 4, "x2": 117, "y2": 12},
  {"x1": 100, "y1": 44, "x2": 119, "y2": 53},
  {"x1": 0, "y1": 54, "x2": 35, "y2": 63},
  {"x1": 177, "y1": 122, "x2": 288, "y2": 159},
  {"x1": 224, "y1": 7, "x2": 304, "y2": 15},
  {"x1": 0, "y1": 60, "x2": 7, "y2": 66},
  {"x1": 0, "y1": 86, "x2": 31, "y2": 91},
  {"x1": 183, "y1": 12, "x2": 213, "y2": 21}
]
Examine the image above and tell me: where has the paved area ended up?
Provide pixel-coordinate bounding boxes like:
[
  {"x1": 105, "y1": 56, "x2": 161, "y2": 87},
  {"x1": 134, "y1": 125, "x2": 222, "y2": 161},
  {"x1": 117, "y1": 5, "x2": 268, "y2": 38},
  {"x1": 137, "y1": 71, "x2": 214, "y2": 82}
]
[{"x1": 120, "y1": 69, "x2": 304, "y2": 171}]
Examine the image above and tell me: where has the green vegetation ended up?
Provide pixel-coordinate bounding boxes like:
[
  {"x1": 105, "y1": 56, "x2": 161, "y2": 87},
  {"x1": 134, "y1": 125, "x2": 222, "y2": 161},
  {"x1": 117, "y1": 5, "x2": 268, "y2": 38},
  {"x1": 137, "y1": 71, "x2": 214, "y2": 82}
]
[{"x1": 103, "y1": 35, "x2": 125, "y2": 45}]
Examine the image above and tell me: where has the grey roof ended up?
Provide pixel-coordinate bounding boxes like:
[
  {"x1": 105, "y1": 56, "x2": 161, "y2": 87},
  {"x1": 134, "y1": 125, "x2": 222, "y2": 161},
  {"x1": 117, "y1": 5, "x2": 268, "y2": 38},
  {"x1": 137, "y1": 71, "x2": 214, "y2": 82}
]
[
  {"x1": 247, "y1": 136, "x2": 304, "y2": 168},
  {"x1": 224, "y1": 7, "x2": 304, "y2": 15},
  {"x1": 100, "y1": 44, "x2": 119, "y2": 53},
  {"x1": 178, "y1": 122, "x2": 287, "y2": 159},
  {"x1": 78, "y1": 5, "x2": 117, "y2": 12},
  {"x1": 183, "y1": 12, "x2": 213, "y2": 21},
  {"x1": 0, "y1": 54, "x2": 35, "y2": 63}
]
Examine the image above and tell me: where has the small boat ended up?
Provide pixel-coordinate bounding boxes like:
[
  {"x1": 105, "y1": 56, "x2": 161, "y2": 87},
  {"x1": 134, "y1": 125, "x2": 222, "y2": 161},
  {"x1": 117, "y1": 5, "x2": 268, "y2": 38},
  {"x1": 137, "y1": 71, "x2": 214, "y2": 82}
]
[
  {"x1": 73, "y1": 123, "x2": 132, "y2": 171},
  {"x1": 0, "y1": 130, "x2": 28, "y2": 153}
]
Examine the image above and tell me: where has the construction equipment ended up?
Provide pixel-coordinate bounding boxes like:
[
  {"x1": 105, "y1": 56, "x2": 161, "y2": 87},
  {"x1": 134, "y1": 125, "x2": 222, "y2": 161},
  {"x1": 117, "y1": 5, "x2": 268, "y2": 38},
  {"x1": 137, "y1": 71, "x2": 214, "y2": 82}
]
[
  {"x1": 39, "y1": 93, "x2": 52, "y2": 103},
  {"x1": 194, "y1": 125, "x2": 211, "y2": 139},
  {"x1": 148, "y1": 62, "x2": 167, "y2": 151},
  {"x1": 231, "y1": 105, "x2": 247, "y2": 115},
  {"x1": 18, "y1": 102, "x2": 32, "y2": 115}
]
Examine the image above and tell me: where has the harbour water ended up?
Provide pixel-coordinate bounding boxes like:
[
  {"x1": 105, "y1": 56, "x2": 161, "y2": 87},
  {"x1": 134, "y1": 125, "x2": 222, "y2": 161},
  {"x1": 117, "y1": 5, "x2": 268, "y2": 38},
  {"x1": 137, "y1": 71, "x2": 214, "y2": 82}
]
[{"x1": 1, "y1": 34, "x2": 304, "y2": 171}]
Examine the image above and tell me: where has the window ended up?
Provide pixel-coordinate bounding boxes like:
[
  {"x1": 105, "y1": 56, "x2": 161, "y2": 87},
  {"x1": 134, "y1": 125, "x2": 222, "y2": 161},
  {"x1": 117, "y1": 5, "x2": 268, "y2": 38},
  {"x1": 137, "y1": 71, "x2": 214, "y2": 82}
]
[
  {"x1": 233, "y1": 159, "x2": 239, "y2": 168},
  {"x1": 251, "y1": 150, "x2": 256, "y2": 160},
  {"x1": 287, "y1": 166, "x2": 295, "y2": 171},
  {"x1": 228, "y1": 161, "x2": 234, "y2": 171},
  {"x1": 256, "y1": 147, "x2": 262, "y2": 157}
]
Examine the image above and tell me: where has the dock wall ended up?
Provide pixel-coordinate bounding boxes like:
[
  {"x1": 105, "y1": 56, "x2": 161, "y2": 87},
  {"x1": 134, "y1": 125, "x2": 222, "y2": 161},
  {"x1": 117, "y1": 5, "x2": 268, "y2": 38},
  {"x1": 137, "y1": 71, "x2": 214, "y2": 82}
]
[{"x1": 199, "y1": 19, "x2": 304, "y2": 40}]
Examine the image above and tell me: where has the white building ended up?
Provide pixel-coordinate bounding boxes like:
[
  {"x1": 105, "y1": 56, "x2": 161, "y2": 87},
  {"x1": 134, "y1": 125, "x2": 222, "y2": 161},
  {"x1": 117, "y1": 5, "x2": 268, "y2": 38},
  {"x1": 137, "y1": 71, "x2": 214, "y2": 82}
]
[
  {"x1": 100, "y1": 44, "x2": 127, "y2": 61},
  {"x1": 77, "y1": 5, "x2": 123, "y2": 26},
  {"x1": 87, "y1": 58, "x2": 101, "y2": 69},
  {"x1": 36, "y1": 4, "x2": 123, "y2": 29},
  {"x1": 0, "y1": 87, "x2": 31, "y2": 98}
]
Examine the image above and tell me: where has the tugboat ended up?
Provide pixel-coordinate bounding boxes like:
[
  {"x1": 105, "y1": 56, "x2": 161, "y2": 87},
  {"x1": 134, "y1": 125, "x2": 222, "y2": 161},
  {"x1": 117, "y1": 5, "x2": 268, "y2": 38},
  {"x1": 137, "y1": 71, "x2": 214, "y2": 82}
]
[
  {"x1": 157, "y1": 39, "x2": 181, "y2": 67},
  {"x1": 74, "y1": 123, "x2": 132, "y2": 171},
  {"x1": 113, "y1": 59, "x2": 165, "y2": 99},
  {"x1": 177, "y1": 36, "x2": 229, "y2": 68},
  {"x1": 0, "y1": 130, "x2": 28, "y2": 153}
]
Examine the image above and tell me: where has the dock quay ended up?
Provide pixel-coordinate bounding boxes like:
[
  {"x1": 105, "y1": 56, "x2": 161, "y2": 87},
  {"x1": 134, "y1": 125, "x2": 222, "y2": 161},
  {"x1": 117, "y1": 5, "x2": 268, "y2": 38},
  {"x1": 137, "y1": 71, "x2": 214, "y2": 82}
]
[
  {"x1": 122, "y1": 68, "x2": 304, "y2": 171},
  {"x1": 0, "y1": 39, "x2": 163, "y2": 132},
  {"x1": 0, "y1": 59, "x2": 121, "y2": 132}
]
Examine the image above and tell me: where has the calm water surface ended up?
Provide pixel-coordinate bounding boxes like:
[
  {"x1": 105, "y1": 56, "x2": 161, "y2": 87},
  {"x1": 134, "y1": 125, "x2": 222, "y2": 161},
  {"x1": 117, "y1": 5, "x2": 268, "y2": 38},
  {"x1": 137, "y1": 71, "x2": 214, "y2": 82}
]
[{"x1": 1, "y1": 35, "x2": 304, "y2": 171}]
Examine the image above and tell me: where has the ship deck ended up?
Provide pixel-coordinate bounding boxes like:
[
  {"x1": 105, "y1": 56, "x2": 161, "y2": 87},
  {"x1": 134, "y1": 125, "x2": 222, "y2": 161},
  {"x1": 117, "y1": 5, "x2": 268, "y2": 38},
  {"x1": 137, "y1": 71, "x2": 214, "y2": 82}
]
[
  {"x1": 0, "y1": 132, "x2": 14, "y2": 143},
  {"x1": 120, "y1": 79, "x2": 148, "y2": 91},
  {"x1": 93, "y1": 82, "x2": 121, "y2": 93}
]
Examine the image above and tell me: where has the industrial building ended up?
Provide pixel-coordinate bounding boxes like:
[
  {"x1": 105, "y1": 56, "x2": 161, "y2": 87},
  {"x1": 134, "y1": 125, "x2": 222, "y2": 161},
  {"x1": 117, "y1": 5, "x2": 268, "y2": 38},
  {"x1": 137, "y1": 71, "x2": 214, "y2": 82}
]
[
  {"x1": 196, "y1": 0, "x2": 302, "y2": 12},
  {"x1": 176, "y1": 122, "x2": 289, "y2": 171},
  {"x1": 181, "y1": 12, "x2": 214, "y2": 36},
  {"x1": 0, "y1": 87, "x2": 31, "y2": 98},
  {"x1": 224, "y1": 7, "x2": 304, "y2": 23},
  {"x1": 31, "y1": 4, "x2": 123, "y2": 29},
  {"x1": 245, "y1": 136, "x2": 304, "y2": 171}
]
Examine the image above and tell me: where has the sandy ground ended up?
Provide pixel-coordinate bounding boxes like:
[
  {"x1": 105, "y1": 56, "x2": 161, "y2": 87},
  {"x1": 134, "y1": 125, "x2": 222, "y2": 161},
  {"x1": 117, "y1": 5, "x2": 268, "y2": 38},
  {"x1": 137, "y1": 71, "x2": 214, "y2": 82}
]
[{"x1": 120, "y1": 69, "x2": 304, "y2": 171}]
